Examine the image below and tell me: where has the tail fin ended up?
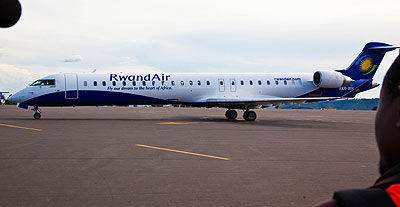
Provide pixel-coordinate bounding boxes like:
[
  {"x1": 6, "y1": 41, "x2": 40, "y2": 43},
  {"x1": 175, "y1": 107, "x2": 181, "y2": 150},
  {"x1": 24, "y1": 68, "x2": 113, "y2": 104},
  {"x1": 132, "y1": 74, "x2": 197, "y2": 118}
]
[{"x1": 336, "y1": 42, "x2": 399, "y2": 80}]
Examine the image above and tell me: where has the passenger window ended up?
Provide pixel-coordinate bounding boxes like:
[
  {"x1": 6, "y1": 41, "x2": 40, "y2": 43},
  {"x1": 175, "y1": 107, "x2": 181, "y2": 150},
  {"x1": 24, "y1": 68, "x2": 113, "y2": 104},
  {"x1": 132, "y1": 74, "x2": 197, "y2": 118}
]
[
  {"x1": 206, "y1": 81, "x2": 210, "y2": 86},
  {"x1": 123, "y1": 81, "x2": 126, "y2": 86},
  {"x1": 132, "y1": 81, "x2": 136, "y2": 86},
  {"x1": 102, "y1": 81, "x2": 106, "y2": 86},
  {"x1": 284, "y1": 80, "x2": 287, "y2": 85},
  {"x1": 93, "y1": 81, "x2": 97, "y2": 86},
  {"x1": 189, "y1": 81, "x2": 193, "y2": 86},
  {"x1": 240, "y1": 80, "x2": 244, "y2": 85},
  {"x1": 84, "y1": 81, "x2": 88, "y2": 86},
  {"x1": 258, "y1": 80, "x2": 262, "y2": 85},
  {"x1": 249, "y1": 80, "x2": 253, "y2": 86},
  {"x1": 180, "y1": 81, "x2": 184, "y2": 86},
  {"x1": 266, "y1": 80, "x2": 270, "y2": 85},
  {"x1": 197, "y1": 80, "x2": 201, "y2": 86},
  {"x1": 152, "y1": 81, "x2": 155, "y2": 86},
  {"x1": 275, "y1": 80, "x2": 279, "y2": 85},
  {"x1": 143, "y1": 81, "x2": 146, "y2": 86},
  {"x1": 171, "y1": 81, "x2": 175, "y2": 86},
  {"x1": 162, "y1": 81, "x2": 165, "y2": 85},
  {"x1": 112, "y1": 81, "x2": 116, "y2": 86}
]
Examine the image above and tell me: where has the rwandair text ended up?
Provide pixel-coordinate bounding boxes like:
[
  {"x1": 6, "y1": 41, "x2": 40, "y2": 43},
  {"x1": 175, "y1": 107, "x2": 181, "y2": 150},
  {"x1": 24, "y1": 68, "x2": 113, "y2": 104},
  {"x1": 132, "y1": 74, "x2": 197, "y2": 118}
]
[
  {"x1": 110, "y1": 74, "x2": 171, "y2": 82},
  {"x1": 108, "y1": 73, "x2": 172, "y2": 91}
]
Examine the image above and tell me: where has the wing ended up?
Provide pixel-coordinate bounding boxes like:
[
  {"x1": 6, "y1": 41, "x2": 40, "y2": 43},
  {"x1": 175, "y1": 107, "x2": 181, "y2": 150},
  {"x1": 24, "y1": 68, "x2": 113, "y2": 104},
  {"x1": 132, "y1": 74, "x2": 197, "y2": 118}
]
[{"x1": 201, "y1": 97, "x2": 340, "y2": 107}]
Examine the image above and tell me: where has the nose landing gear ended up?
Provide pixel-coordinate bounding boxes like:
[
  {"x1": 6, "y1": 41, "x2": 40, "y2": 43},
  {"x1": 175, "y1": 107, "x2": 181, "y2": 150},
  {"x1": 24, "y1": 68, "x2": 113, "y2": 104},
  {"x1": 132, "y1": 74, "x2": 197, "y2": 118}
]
[{"x1": 32, "y1": 106, "x2": 41, "y2": 120}]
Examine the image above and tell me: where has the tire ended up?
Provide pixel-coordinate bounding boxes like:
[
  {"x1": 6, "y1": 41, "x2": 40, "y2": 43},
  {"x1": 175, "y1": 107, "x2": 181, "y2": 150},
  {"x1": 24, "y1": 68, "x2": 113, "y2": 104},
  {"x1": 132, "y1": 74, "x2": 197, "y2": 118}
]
[
  {"x1": 225, "y1": 110, "x2": 238, "y2": 120},
  {"x1": 243, "y1": 111, "x2": 257, "y2": 121},
  {"x1": 33, "y1": 113, "x2": 41, "y2": 120}
]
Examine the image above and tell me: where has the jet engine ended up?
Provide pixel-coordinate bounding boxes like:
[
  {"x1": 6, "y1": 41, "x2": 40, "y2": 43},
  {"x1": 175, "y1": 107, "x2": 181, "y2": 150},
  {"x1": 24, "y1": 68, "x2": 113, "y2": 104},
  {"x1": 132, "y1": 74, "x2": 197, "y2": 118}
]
[{"x1": 313, "y1": 71, "x2": 353, "y2": 88}]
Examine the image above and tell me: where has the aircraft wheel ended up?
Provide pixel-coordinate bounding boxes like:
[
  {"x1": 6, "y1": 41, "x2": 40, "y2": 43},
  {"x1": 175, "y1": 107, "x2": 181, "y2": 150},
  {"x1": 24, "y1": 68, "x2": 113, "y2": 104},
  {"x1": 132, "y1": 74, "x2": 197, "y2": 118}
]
[
  {"x1": 225, "y1": 109, "x2": 238, "y2": 120},
  {"x1": 243, "y1": 111, "x2": 257, "y2": 121},
  {"x1": 33, "y1": 112, "x2": 41, "y2": 120}
]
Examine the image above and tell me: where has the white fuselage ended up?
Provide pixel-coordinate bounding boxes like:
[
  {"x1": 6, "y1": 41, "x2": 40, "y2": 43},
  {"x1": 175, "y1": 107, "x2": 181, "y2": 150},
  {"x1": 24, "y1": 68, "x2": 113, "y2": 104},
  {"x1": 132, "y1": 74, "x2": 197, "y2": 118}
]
[{"x1": 10, "y1": 72, "x2": 317, "y2": 106}]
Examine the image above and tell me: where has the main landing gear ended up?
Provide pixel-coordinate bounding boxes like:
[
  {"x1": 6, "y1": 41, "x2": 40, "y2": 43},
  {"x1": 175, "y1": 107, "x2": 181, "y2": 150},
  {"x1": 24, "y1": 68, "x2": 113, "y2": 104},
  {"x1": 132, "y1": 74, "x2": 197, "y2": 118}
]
[
  {"x1": 243, "y1": 110, "x2": 257, "y2": 121},
  {"x1": 225, "y1": 109, "x2": 257, "y2": 121},
  {"x1": 225, "y1": 109, "x2": 238, "y2": 120},
  {"x1": 32, "y1": 106, "x2": 41, "y2": 120}
]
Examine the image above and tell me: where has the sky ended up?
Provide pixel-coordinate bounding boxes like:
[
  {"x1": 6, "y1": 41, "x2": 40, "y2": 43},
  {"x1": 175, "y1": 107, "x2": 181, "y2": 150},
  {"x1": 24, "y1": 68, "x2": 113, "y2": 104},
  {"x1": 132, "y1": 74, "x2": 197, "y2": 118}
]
[{"x1": 1, "y1": 0, "x2": 400, "y2": 97}]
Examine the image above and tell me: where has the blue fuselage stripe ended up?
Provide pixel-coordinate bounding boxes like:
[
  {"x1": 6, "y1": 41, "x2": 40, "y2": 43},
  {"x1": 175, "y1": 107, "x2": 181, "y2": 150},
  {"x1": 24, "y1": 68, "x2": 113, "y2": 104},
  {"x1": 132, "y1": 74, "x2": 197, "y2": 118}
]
[{"x1": 22, "y1": 91, "x2": 180, "y2": 106}]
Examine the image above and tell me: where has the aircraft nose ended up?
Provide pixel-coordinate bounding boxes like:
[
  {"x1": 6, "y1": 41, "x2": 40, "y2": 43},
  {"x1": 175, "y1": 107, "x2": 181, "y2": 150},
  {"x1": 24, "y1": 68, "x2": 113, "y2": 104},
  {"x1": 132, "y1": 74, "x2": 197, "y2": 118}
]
[
  {"x1": 8, "y1": 94, "x2": 17, "y2": 103},
  {"x1": 8, "y1": 92, "x2": 23, "y2": 103}
]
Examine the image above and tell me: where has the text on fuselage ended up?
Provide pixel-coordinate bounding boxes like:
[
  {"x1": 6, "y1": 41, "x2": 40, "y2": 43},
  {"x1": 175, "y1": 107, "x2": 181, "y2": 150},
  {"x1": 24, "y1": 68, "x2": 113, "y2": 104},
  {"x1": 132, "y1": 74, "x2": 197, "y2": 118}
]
[
  {"x1": 274, "y1": 77, "x2": 301, "y2": 81},
  {"x1": 110, "y1": 74, "x2": 171, "y2": 82}
]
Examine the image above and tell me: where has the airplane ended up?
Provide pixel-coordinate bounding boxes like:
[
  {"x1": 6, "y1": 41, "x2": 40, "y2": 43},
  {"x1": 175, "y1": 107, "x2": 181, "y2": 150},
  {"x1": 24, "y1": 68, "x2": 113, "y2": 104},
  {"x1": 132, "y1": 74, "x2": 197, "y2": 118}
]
[
  {"x1": 7, "y1": 42, "x2": 399, "y2": 121},
  {"x1": 0, "y1": 92, "x2": 9, "y2": 105}
]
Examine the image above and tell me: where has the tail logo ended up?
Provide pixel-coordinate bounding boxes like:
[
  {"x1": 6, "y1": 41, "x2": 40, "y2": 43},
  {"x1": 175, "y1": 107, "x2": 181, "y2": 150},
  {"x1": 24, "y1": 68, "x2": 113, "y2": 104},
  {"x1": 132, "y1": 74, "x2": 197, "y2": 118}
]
[
  {"x1": 360, "y1": 58, "x2": 372, "y2": 72},
  {"x1": 359, "y1": 57, "x2": 377, "y2": 75}
]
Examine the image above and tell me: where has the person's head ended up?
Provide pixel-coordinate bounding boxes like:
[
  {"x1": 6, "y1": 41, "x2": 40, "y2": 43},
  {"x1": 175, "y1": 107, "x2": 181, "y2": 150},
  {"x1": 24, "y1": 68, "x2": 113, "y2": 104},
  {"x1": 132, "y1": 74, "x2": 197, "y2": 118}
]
[{"x1": 375, "y1": 54, "x2": 400, "y2": 174}]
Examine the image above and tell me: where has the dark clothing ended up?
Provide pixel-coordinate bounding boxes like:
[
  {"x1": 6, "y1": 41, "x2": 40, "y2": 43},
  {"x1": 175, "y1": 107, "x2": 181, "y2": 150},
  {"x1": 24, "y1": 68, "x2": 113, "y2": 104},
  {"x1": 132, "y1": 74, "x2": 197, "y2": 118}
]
[
  {"x1": 332, "y1": 163, "x2": 400, "y2": 207},
  {"x1": 375, "y1": 163, "x2": 400, "y2": 190},
  {"x1": 333, "y1": 188, "x2": 394, "y2": 207}
]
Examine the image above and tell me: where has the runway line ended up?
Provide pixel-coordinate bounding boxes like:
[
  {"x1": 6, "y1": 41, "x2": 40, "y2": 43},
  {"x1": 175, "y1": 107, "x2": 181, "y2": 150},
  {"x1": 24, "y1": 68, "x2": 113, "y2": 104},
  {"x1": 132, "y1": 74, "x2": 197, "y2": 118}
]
[
  {"x1": 157, "y1": 122, "x2": 188, "y2": 125},
  {"x1": 136, "y1": 144, "x2": 230, "y2": 161},
  {"x1": 0, "y1": 123, "x2": 42, "y2": 131},
  {"x1": 157, "y1": 122, "x2": 216, "y2": 125}
]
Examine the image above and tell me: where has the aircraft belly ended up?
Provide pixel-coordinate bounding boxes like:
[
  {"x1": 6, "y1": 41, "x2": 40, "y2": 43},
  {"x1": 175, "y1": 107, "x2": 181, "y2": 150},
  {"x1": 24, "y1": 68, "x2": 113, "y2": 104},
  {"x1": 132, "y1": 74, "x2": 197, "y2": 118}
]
[{"x1": 262, "y1": 87, "x2": 315, "y2": 98}]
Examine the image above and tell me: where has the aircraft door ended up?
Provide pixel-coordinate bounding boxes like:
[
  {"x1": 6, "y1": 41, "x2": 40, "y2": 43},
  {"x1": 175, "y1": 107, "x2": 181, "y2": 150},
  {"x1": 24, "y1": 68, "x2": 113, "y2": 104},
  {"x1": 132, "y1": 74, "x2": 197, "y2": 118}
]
[
  {"x1": 218, "y1": 79, "x2": 225, "y2": 92},
  {"x1": 64, "y1": 73, "x2": 78, "y2": 99},
  {"x1": 230, "y1": 79, "x2": 236, "y2": 92}
]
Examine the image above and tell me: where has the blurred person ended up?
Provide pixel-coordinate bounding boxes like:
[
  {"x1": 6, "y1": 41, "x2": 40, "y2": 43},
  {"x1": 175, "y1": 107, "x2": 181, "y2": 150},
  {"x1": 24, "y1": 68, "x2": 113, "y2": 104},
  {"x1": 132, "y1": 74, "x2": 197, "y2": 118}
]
[
  {"x1": 0, "y1": 0, "x2": 21, "y2": 28},
  {"x1": 315, "y1": 54, "x2": 400, "y2": 207}
]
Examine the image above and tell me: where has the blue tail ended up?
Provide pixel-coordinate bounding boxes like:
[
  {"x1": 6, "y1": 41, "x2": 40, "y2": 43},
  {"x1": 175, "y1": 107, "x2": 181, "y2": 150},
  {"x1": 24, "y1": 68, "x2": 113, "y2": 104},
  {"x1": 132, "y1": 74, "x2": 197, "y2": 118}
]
[{"x1": 336, "y1": 42, "x2": 398, "y2": 80}]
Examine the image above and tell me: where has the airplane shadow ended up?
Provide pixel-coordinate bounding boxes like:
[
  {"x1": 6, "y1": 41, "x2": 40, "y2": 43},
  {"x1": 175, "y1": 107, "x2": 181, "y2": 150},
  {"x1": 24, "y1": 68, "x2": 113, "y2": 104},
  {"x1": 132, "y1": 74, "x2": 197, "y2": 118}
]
[{"x1": 2, "y1": 117, "x2": 360, "y2": 130}]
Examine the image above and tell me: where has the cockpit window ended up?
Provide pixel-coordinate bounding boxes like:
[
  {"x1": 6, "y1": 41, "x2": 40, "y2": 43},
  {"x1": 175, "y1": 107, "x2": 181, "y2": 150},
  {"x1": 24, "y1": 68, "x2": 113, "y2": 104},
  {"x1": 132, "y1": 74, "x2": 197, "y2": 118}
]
[{"x1": 30, "y1": 79, "x2": 55, "y2": 86}]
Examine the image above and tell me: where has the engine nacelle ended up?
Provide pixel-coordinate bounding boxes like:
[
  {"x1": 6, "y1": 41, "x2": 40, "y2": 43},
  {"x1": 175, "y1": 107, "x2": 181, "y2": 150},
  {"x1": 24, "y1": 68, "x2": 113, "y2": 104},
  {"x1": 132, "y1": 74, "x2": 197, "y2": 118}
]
[{"x1": 313, "y1": 71, "x2": 353, "y2": 88}]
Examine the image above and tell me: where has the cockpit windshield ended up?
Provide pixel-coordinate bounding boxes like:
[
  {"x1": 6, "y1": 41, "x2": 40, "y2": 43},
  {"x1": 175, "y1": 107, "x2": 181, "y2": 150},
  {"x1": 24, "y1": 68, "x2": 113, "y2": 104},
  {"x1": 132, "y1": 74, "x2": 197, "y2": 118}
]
[{"x1": 30, "y1": 79, "x2": 55, "y2": 86}]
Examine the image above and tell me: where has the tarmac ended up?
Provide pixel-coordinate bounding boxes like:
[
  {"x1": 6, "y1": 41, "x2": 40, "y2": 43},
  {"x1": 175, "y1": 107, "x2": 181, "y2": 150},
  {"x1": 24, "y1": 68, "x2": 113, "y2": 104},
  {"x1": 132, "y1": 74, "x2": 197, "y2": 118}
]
[{"x1": 0, "y1": 105, "x2": 380, "y2": 207}]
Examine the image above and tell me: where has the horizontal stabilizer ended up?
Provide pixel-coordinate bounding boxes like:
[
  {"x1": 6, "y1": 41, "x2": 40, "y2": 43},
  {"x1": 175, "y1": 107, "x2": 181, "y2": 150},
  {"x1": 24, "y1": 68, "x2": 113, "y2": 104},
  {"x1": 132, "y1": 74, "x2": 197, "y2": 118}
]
[
  {"x1": 0, "y1": 92, "x2": 9, "y2": 97},
  {"x1": 368, "y1": 46, "x2": 400, "y2": 54}
]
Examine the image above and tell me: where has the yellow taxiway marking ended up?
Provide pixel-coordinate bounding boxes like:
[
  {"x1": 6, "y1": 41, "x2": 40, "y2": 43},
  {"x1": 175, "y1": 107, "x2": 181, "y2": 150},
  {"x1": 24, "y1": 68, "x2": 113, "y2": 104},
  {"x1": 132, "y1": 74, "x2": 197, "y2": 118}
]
[
  {"x1": 157, "y1": 122, "x2": 216, "y2": 125},
  {"x1": 136, "y1": 144, "x2": 230, "y2": 161},
  {"x1": 0, "y1": 123, "x2": 42, "y2": 131},
  {"x1": 158, "y1": 122, "x2": 187, "y2": 125}
]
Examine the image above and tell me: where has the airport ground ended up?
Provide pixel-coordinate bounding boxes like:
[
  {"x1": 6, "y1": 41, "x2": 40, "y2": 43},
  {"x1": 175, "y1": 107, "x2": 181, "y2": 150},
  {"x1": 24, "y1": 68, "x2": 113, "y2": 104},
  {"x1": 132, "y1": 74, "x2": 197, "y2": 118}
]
[{"x1": 0, "y1": 106, "x2": 379, "y2": 207}]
